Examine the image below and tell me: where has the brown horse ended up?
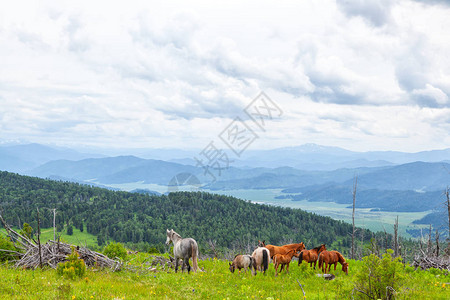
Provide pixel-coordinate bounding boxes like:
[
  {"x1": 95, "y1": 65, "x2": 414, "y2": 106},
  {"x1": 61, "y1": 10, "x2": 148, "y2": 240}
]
[
  {"x1": 258, "y1": 240, "x2": 305, "y2": 259},
  {"x1": 273, "y1": 249, "x2": 300, "y2": 276},
  {"x1": 318, "y1": 250, "x2": 349, "y2": 275},
  {"x1": 229, "y1": 254, "x2": 253, "y2": 273},
  {"x1": 298, "y1": 244, "x2": 326, "y2": 269}
]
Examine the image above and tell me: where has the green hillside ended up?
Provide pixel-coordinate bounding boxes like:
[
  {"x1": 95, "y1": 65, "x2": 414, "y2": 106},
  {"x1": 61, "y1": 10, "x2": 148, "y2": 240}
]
[{"x1": 0, "y1": 171, "x2": 375, "y2": 253}]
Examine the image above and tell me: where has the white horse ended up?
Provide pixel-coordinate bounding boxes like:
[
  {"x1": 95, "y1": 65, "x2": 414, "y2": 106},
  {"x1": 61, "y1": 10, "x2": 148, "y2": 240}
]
[
  {"x1": 165, "y1": 229, "x2": 198, "y2": 273},
  {"x1": 251, "y1": 246, "x2": 270, "y2": 275}
]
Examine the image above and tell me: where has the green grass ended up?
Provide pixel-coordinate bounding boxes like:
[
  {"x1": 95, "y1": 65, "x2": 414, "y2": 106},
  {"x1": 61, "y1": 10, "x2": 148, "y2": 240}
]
[
  {"x1": 0, "y1": 253, "x2": 448, "y2": 299},
  {"x1": 1, "y1": 227, "x2": 99, "y2": 249}
]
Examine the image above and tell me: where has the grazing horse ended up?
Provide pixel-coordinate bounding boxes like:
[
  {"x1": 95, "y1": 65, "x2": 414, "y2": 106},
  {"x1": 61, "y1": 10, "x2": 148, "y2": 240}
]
[
  {"x1": 273, "y1": 249, "x2": 300, "y2": 276},
  {"x1": 251, "y1": 247, "x2": 270, "y2": 275},
  {"x1": 318, "y1": 250, "x2": 349, "y2": 275},
  {"x1": 298, "y1": 244, "x2": 326, "y2": 269},
  {"x1": 165, "y1": 229, "x2": 198, "y2": 273},
  {"x1": 258, "y1": 240, "x2": 305, "y2": 259},
  {"x1": 229, "y1": 254, "x2": 253, "y2": 273}
]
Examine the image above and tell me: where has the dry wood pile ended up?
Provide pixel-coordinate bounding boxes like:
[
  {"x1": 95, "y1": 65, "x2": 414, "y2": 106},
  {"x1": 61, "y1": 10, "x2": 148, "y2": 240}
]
[
  {"x1": 413, "y1": 255, "x2": 450, "y2": 272},
  {"x1": 0, "y1": 214, "x2": 122, "y2": 271}
]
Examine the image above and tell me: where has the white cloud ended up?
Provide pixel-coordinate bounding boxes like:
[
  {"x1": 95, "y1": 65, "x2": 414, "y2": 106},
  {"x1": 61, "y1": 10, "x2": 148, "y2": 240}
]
[{"x1": 0, "y1": 0, "x2": 449, "y2": 152}]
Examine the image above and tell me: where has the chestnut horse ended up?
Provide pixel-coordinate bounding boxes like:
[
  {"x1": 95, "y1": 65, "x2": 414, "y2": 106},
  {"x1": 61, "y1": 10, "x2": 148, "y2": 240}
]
[
  {"x1": 298, "y1": 244, "x2": 326, "y2": 269},
  {"x1": 258, "y1": 240, "x2": 305, "y2": 259},
  {"x1": 273, "y1": 249, "x2": 300, "y2": 276},
  {"x1": 318, "y1": 250, "x2": 349, "y2": 275}
]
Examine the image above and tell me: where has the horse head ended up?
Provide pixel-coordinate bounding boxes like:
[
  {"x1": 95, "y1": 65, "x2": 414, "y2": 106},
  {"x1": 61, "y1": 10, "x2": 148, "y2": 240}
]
[
  {"x1": 229, "y1": 262, "x2": 235, "y2": 273},
  {"x1": 296, "y1": 242, "x2": 306, "y2": 252},
  {"x1": 166, "y1": 229, "x2": 173, "y2": 245},
  {"x1": 319, "y1": 244, "x2": 326, "y2": 253},
  {"x1": 258, "y1": 240, "x2": 266, "y2": 247},
  {"x1": 165, "y1": 229, "x2": 176, "y2": 245},
  {"x1": 342, "y1": 262, "x2": 349, "y2": 275}
]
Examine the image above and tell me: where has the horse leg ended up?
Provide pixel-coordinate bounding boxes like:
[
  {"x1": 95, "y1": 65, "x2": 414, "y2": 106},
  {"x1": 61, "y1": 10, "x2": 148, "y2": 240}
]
[
  {"x1": 184, "y1": 257, "x2": 191, "y2": 274},
  {"x1": 175, "y1": 258, "x2": 179, "y2": 273},
  {"x1": 334, "y1": 263, "x2": 337, "y2": 271},
  {"x1": 313, "y1": 260, "x2": 317, "y2": 269},
  {"x1": 181, "y1": 258, "x2": 186, "y2": 273},
  {"x1": 286, "y1": 262, "x2": 290, "y2": 273},
  {"x1": 252, "y1": 259, "x2": 256, "y2": 276}
]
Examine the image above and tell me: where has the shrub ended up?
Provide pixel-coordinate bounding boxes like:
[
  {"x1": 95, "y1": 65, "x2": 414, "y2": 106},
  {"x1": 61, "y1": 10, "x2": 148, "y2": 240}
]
[
  {"x1": 147, "y1": 247, "x2": 160, "y2": 254},
  {"x1": 66, "y1": 225, "x2": 73, "y2": 236},
  {"x1": 103, "y1": 242, "x2": 127, "y2": 260},
  {"x1": 56, "y1": 246, "x2": 86, "y2": 280},
  {"x1": 0, "y1": 234, "x2": 17, "y2": 262},
  {"x1": 20, "y1": 223, "x2": 33, "y2": 239},
  {"x1": 352, "y1": 249, "x2": 405, "y2": 300}
]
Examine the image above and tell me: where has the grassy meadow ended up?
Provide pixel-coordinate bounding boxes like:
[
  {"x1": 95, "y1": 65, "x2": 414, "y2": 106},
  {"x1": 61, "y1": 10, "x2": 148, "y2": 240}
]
[
  {"x1": 1, "y1": 227, "x2": 99, "y2": 250},
  {"x1": 0, "y1": 252, "x2": 448, "y2": 299}
]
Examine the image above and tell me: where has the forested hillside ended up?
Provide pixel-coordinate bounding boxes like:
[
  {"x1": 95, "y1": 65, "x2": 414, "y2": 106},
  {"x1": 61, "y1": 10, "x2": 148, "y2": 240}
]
[{"x1": 0, "y1": 171, "x2": 373, "y2": 251}]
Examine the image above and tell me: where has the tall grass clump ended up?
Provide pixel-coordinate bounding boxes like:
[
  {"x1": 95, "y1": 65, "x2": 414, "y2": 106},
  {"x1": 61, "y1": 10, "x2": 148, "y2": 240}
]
[{"x1": 56, "y1": 246, "x2": 86, "y2": 280}]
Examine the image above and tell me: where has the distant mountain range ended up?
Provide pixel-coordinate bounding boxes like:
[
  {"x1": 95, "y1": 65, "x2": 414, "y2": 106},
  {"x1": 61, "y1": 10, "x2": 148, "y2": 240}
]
[
  {"x1": 1, "y1": 143, "x2": 449, "y2": 229},
  {"x1": 235, "y1": 144, "x2": 450, "y2": 170},
  {"x1": 0, "y1": 142, "x2": 447, "y2": 193},
  {"x1": 0, "y1": 143, "x2": 103, "y2": 173}
]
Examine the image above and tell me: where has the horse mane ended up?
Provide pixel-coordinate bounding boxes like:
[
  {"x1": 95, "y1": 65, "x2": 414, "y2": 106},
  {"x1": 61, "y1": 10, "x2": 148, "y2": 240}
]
[
  {"x1": 312, "y1": 244, "x2": 325, "y2": 251},
  {"x1": 336, "y1": 251, "x2": 346, "y2": 263}
]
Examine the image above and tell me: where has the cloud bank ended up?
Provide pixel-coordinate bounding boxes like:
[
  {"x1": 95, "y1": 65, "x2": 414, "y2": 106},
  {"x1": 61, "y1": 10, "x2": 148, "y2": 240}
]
[{"x1": 0, "y1": 0, "x2": 449, "y2": 152}]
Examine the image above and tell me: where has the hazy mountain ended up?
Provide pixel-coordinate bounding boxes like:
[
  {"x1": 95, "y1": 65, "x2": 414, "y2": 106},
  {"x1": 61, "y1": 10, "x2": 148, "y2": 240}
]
[
  {"x1": 0, "y1": 143, "x2": 104, "y2": 173},
  {"x1": 29, "y1": 156, "x2": 147, "y2": 180},
  {"x1": 282, "y1": 185, "x2": 443, "y2": 212},
  {"x1": 230, "y1": 143, "x2": 450, "y2": 170},
  {"x1": 208, "y1": 165, "x2": 388, "y2": 190},
  {"x1": 344, "y1": 161, "x2": 450, "y2": 192},
  {"x1": 97, "y1": 159, "x2": 199, "y2": 184}
]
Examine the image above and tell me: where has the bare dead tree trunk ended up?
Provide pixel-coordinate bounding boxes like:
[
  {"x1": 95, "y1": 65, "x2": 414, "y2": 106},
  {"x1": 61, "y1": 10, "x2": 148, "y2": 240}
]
[
  {"x1": 445, "y1": 187, "x2": 450, "y2": 243},
  {"x1": 393, "y1": 216, "x2": 399, "y2": 257},
  {"x1": 359, "y1": 217, "x2": 365, "y2": 258},
  {"x1": 208, "y1": 239, "x2": 219, "y2": 258},
  {"x1": 382, "y1": 226, "x2": 389, "y2": 253},
  {"x1": 351, "y1": 175, "x2": 357, "y2": 260},
  {"x1": 435, "y1": 229, "x2": 440, "y2": 257},
  {"x1": 427, "y1": 224, "x2": 432, "y2": 255},
  {"x1": 52, "y1": 208, "x2": 56, "y2": 241},
  {"x1": 37, "y1": 208, "x2": 43, "y2": 268}
]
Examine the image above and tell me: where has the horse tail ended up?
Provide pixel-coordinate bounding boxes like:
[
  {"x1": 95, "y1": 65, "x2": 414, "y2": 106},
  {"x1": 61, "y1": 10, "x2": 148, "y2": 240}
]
[
  {"x1": 262, "y1": 249, "x2": 268, "y2": 273},
  {"x1": 191, "y1": 240, "x2": 198, "y2": 272},
  {"x1": 318, "y1": 252, "x2": 323, "y2": 269},
  {"x1": 298, "y1": 251, "x2": 303, "y2": 266}
]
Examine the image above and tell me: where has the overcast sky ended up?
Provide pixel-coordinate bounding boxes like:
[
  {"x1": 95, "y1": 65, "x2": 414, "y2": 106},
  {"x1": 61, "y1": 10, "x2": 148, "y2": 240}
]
[{"x1": 1, "y1": 0, "x2": 450, "y2": 153}]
